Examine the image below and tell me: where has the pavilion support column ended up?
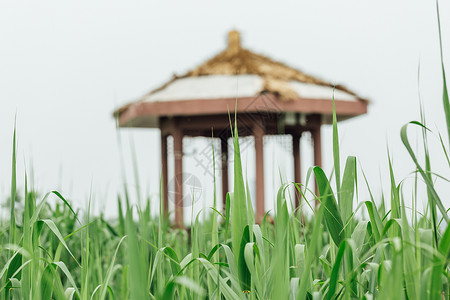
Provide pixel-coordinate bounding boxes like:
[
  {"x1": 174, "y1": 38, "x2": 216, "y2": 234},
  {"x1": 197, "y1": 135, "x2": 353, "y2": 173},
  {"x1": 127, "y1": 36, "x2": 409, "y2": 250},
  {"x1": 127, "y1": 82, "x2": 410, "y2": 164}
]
[
  {"x1": 293, "y1": 134, "x2": 302, "y2": 208},
  {"x1": 254, "y1": 122, "x2": 265, "y2": 223},
  {"x1": 221, "y1": 137, "x2": 229, "y2": 213},
  {"x1": 311, "y1": 125, "x2": 322, "y2": 207},
  {"x1": 161, "y1": 133, "x2": 169, "y2": 218},
  {"x1": 173, "y1": 126, "x2": 184, "y2": 228}
]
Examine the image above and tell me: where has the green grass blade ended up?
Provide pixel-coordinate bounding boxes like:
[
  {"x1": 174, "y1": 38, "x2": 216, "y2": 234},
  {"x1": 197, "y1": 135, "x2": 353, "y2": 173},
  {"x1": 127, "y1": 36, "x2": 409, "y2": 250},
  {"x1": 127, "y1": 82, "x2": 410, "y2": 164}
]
[
  {"x1": 51, "y1": 191, "x2": 80, "y2": 224},
  {"x1": 126, "y1": 208, "x2": 149, "y2": 300},
  {"x1": 272, "y1": 185, "x2": 290, "y2": 300},
  {"x1": 313, "y1": 167, "x2": 344, "y2": 246},
  {"x1": 230, "y1": 124, "x2": 249, "y2": 288},
  {"x1": 400, "y1": 197, "x2": 420, "y2": 300},
  {"x1": 429, "y1": 223, "x2": 450, "y2": 299},
  {"x1": 99, "y1": 236, "x2": 127, "y2": 300},
  {"x1": 435, "y1": 0, "x2": 450, "y2": 150},
  {"x1": 10, "y1": 122, "x2": 17, "y2": 246},
  {"x1": 326, "y1": 240, "x2": 354, "y2": 299},
  {"x1": 52, "y1": 261, "x2": 80, "y2": 297},
  {"x1": 340, "y1": 156, "x2": 356, "y2": 235},
  {"x1": 38, "y1": 220, "x2": 79, "y2": 265},
  {"x1": 297, "y1": 205, "x2": 324, "y2": 300},
  {"x1": 332, "y1": 89, "x2": 341, "y2": 202},
  {"x1": 400, "y1": 122, "x2": 449, "y2": 222}
]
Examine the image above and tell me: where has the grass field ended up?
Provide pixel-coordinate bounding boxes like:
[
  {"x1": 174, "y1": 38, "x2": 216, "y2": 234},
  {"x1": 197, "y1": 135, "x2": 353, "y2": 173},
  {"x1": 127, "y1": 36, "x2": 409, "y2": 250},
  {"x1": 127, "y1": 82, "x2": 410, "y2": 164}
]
[{"x1": 1, "y1": 8, "x2": 450, "y2": 300}]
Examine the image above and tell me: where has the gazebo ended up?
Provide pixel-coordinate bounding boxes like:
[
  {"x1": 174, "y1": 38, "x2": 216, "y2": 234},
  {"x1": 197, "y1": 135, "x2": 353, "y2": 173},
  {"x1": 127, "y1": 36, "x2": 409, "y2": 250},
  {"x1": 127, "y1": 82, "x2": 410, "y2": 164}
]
[{"x1": 116, "y1": 30, "x2": 368, "y2": 227}]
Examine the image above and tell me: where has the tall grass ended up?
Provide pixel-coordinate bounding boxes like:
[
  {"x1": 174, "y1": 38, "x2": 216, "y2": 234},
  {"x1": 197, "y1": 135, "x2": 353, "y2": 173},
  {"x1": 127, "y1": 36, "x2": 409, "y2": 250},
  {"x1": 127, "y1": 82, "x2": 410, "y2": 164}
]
[{"x1": 1, "y1": 6, "x2": 450, "y2": 300}]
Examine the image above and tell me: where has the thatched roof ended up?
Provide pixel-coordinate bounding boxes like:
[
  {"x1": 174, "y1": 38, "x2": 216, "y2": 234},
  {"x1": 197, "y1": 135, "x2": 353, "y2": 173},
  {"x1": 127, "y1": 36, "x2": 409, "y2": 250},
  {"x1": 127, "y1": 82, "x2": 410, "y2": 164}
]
[
  {"x1": 143, "y1": 30, "x2": 361, "y2": 102},
  {"x1": 115, "y1": 30, "x2": 368, "y2": 125}
]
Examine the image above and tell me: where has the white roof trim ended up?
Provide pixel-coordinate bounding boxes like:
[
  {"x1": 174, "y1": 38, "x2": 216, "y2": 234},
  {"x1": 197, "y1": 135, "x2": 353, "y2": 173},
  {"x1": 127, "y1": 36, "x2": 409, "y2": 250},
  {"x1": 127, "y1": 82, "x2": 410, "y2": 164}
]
[
  {"x1": 289, "y1": 81, "x2": 357, "y2": 102},
  {"x1": 142, "y1": 74, "x2": 358, "y2": 103},
  {"x1": 143, "y1": 75, "x2": 262, "y2": 102}
]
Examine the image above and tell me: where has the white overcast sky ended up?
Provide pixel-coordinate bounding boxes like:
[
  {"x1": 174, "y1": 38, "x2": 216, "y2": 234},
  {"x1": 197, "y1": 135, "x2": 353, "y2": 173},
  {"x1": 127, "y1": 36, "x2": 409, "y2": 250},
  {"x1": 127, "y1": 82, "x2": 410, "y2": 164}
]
[{"x1": 1, "y1": 0, "x2": 449, "y2": 221}]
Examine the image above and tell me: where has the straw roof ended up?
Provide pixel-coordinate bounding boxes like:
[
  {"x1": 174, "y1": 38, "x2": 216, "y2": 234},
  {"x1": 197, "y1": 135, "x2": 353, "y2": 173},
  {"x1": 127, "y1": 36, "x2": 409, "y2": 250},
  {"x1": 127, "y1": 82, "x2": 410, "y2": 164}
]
[
  {"x1": 144, "y1": 30, "x2": 360, "y2": 102},
  {"x1": 116, "y1": 30, "x2": 367, "y2": 121}
]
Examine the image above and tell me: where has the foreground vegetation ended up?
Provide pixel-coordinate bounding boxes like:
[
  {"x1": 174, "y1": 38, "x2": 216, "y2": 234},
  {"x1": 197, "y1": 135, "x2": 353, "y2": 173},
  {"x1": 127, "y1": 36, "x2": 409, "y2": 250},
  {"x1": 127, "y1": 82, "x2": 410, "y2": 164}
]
[
  {"x1": 1, "y1": 8, "x2": 450, "y2": 300},
  {"x1": 1, "y1": 98, "x2": 449, "y2": 300}
]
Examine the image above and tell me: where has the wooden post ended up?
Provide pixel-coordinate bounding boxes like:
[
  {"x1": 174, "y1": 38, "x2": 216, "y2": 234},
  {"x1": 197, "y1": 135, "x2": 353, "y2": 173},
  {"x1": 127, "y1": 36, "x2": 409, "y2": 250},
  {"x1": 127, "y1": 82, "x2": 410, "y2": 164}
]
[
  {"x1": 221, "y1": 137, "x2": 229, "y2": 212},
  {"x1": 293, "y1": 134, "x2": 301, "y2": 208},
  {"x1": 173, "y1": 126, "x2": 184, "y2": 228},
  {"x1": 311, "y1": 126, "x2": 322, "y2": 206},
  {"x1": 161, "y1": 133, "x2": 169, "y2": 218},
  {"x1": 254, "y1": 122, "x2": 265, "y2": 223}
]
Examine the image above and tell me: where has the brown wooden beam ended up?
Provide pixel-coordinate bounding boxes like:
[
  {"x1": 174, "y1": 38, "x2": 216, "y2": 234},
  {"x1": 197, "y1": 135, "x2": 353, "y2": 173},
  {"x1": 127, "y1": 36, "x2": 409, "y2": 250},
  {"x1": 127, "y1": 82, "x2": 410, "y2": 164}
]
[
  {"x1": 254, "y1": 121, "x2": 265, "y2": 223},
  {"x1": 161, "y1": 133, "x2": 169, "y2": 218},
  {"x1": 293, "y1": 134, "x2": 301, "y2": 208},
  {"x1": 311, "y1": 125, "x2": 322, "y2": 207},
  {"x1": 173, "y1": 126, "x2": 184, "y2": 228},
  {"x1": 159, "y1": 117, "x2": 175, "y2": 136},
  {"x1": 119, "y1": 96, "x2": 368, "y2": 128},
  {"x1": 221, "y1": 137, "x2": 229, "y2": 212},
  {"x1": 161, "y1": 114, "x2": 323, "y2": 139},
  {"x1": 175, "y1": 114, "x2": 278, "y2": 132}
]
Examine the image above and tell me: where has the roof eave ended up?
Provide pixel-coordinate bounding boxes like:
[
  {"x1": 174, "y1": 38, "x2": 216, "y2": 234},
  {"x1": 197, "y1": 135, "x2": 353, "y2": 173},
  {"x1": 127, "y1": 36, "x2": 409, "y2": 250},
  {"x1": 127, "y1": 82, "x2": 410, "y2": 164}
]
[{"x1": 116, "y1": 95, "x2": 368, "y2": 129}]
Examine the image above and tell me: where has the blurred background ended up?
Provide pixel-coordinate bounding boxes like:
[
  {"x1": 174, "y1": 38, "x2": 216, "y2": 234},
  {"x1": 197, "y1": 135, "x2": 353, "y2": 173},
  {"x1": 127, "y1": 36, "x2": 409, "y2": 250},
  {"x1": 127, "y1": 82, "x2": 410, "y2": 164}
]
[{"x1": 1, "y1": 0, "x2": 449, "y2": 222}]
